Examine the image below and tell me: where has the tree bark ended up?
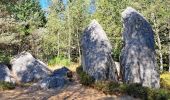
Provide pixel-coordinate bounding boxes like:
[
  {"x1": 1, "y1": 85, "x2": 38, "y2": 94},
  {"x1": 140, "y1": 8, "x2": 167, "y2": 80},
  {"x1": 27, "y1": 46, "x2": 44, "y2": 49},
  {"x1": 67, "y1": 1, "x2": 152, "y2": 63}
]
[
  {"x1": 153, "y1": 13, "x2": 163, "y2": 72},
  {"x1": 57, "y1": 32, "x2": 60, "y2": 56},
  {"x1": 169, "y1": 23, "x2": 170, "y2": 72},
  {"x1": 77, "y1": 27, "x2": 81, "y2": 64},
  {"x1": 67, "y1": 3, "x2": 71, "y2": 62}
]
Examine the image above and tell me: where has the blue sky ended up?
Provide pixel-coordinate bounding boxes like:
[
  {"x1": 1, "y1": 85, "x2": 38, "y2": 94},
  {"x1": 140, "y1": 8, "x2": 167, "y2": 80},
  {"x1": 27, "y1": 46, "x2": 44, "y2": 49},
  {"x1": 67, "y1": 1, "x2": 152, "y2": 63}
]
[
  {"x1": 39, "y1": 0, "x2": 67, "y2": 10},
  {"x1": 39, "y1": 0, "x2": 50, "y2": 10},
  {"x1": 39, "y1": 0, "x2": 95, "y2": 14}
]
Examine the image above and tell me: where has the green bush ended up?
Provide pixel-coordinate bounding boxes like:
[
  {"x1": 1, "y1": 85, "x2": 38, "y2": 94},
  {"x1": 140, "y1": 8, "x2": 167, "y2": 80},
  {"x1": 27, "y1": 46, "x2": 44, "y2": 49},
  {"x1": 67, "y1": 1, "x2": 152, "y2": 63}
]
[
  {"x1": 76, "y1": 66, "x2": 83, "y2": 75},
  {"x1": 125, "y1": 83, "x2": 148, "y2": 99},
  {"x1": 119, "y1": 83, "x2": 170, "y2": 100},
  {"x1": 104, "y1": 81, "x2": 120, "y2": 93},
  {"x1": 0, "y1": 52, "x2": 11, "y2": 64},
  {"x1": 76, "y1": 66, "x2": 95, "y2": 86},
  {"x1": 76, "y1": 66, "x2": 170, "y2": 100},
  {"x1": 0, "y1": 81, "x2": 15, "y2": 90},
  {"x1": 152, "y1": 89, "x2": 170, "y2": 100}
]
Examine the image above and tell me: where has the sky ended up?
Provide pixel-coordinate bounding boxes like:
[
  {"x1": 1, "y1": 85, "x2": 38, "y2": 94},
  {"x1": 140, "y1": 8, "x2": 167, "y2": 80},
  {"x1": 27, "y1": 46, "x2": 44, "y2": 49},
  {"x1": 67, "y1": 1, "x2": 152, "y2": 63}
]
[
  {"x1": 39, "y1": 0, "x2": 95, "y2": 14},
  {"x1": 39, "y1": 0, "x2": 67, "y2": 10},
  {"x1": 39, "y1": 0, "x2": 50, "y2": 10}
]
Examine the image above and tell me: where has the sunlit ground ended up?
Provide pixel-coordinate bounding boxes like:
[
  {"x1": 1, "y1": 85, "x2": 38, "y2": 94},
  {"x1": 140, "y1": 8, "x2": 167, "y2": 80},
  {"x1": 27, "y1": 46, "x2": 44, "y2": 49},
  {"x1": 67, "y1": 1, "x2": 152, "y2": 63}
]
[{"x1": 48, "y1": 63, "x2": 80, "y2": 72}]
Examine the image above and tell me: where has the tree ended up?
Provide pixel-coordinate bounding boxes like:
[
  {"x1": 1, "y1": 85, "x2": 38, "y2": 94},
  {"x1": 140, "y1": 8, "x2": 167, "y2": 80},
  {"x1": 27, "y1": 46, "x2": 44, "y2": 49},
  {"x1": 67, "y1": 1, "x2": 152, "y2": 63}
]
[{"x1": 44, "y1": 0, "x2": 90, "y2": 62}]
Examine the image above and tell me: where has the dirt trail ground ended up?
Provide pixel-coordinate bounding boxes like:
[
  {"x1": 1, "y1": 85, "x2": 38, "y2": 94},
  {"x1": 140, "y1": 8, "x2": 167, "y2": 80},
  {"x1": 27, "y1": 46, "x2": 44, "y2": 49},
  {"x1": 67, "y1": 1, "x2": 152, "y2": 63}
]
[{"x1": 0, "y1": 72, "x2": 139, "y2": 100}]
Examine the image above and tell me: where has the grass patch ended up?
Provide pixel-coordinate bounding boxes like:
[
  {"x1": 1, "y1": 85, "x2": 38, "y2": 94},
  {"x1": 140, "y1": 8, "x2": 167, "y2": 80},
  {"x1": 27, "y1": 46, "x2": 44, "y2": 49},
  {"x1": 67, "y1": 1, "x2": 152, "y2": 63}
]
[
  {"x1": 76, "y1": 66, "x2": 170, "y2": 100},
  {"x1": 0, "y1": 81, "x2": 15, "y2": 91},
  {"x1": 48, "y1": 56, "x2": 70, "y2": 67}
]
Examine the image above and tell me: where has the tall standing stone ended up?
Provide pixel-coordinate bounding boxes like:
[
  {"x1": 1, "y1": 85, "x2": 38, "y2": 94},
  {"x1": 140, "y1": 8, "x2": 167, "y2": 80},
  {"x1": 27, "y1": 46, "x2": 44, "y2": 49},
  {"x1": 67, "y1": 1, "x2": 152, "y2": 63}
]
[
  {"x1": 81, "y1": 19, "x2": 118, "y2": 81},
  {"x1": 120, "y1": 7, "x2": 160, "y2": 88}
]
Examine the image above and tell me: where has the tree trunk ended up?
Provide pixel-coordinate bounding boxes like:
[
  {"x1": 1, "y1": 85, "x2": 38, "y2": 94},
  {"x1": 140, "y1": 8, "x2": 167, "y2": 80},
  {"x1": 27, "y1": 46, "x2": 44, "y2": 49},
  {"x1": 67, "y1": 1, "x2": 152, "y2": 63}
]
[
  {"x1": 77, "y1": 27, "x2": 81, "y2": 64},
  {"x1": 57, "y1": 32, "x2": 60, "y2": 56},
  {"x1": 153, "y1": 13, "x2": 163, "y2": 72},
  {"x1": 67, "y1": 3, "x2": 71, "y2": 62},
  {"x1": 169, "y1": 23, "x2": 170, "y2": 72}
]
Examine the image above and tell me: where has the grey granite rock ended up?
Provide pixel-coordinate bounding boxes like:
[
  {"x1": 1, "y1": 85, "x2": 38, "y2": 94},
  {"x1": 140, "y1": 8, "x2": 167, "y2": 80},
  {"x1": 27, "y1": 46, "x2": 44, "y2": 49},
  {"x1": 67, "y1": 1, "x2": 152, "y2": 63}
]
[
  {"x1": 120, "y1": 7, "x2": 160, "y2": 88},
  {"x1": 10, "y1": 51, "x2": 51, "y2": 83},
  {"x1": 39, "y1": 67, "x2": 70, "y2": 89},
  {"x1": 81, "y1": 19, "x2": 118, "y2": 81},
  {"x1": 0, "y1": 63, "x2": 14, "y2": 83}
]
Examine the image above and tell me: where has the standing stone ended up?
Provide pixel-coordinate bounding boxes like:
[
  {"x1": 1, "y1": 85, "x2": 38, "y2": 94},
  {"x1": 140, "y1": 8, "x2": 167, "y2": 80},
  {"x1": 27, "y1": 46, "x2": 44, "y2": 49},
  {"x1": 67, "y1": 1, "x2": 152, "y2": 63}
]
[
  {"x1": 81, "y1": 19, "x2": 118, "y2": 81},
  {"x1": 120, "y1": 7, "x2": 160, "y2": 88},
  {"x1": 10, "y1": 51, "x2": 51, "y2": 83}
]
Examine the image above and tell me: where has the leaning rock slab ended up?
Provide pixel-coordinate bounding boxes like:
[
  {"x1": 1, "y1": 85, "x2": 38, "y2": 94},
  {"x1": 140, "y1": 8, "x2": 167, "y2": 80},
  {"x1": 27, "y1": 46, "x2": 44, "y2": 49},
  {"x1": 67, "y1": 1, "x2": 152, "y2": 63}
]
[
  {"x1": 39, "y1": 67, "x2": 71, "y2": 89},
  {"x1": 81, "y1": 19, "x2": 118, "y2": 81},
  {"x1": 10, "y1": 52, "x2": 51, "y2": 83},
  {"x1": 120, "y1": 7, "x2": 160, "y2": 88},
  {"x1": 0, "y1": 64, "x2": 14, "y2": 83}
]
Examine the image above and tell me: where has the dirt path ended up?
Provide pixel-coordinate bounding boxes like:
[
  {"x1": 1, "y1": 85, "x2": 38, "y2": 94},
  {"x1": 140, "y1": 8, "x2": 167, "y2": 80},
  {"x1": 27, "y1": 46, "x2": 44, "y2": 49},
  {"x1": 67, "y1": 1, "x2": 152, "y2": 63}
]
[
  {"x1": 0, "y1": 82, "x2": 139, "y2": 100},
  {"x1": 0, "y1": 73, "x2": 139, "y2": 100}
]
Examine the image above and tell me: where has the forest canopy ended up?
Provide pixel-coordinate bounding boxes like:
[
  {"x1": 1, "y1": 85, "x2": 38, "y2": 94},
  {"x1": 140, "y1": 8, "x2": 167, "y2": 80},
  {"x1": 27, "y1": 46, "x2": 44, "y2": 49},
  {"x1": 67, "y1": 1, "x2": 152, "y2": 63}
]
[{"x1": 0, "y1": 0, "x2": 170, "y2": 72}]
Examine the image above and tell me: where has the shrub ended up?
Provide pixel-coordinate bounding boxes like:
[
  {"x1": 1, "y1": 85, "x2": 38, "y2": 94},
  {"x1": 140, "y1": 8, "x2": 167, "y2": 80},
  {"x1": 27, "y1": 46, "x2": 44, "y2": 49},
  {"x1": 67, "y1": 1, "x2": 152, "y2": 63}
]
[
  {"x1": 125, "y1": 83, "x2": 148, "y2": 99},
  {"x1": 0, "y1": 81, "x2": 15, "y2": 90},
  {"x1": 94, "y1": 81, "x2": 107, "y2": 91},
  {"x1": 76, "y1": 66, "x2": 83, "y2": 75},
  {"x1": 160, "y1": 72, "x2": 170, "y2": 90},
  {"x1": 0, "y1": 52, "x2": 11, "y2": 64},
  {"x1": 118, "y1": 83, "x2": 128, "y2": 93},
  {"x1": 152, "y1": 89, "x2": 170, "y2": 100},
  {"x1": 76, "y1": 66, "x2": 95, "y2": 86},
  {"x1": 76, "y1": 66, "x2": 170, "y2": 100},
  {"x1": 104, "y1": 81, "x2": 120, "y2": 93}
]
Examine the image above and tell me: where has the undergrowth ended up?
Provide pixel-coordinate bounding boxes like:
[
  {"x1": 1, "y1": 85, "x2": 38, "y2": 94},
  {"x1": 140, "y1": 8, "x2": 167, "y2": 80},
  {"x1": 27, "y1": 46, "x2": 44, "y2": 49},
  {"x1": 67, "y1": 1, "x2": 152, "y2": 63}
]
[
  {"x1": 76, "y1": 66, "x2": 170, "y2": 100},
  {"x1": 0, "y1": 81, "x2": 15, "y2": 90},
  {"x1": 160, "y1": 72, "x2": 170, "y2": 90}
]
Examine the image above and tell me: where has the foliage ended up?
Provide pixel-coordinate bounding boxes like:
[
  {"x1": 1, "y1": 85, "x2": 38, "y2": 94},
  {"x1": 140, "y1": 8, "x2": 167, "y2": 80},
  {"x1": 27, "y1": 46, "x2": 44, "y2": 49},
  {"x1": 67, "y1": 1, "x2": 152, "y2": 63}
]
[
  {"x1": 160, "y1": 72, "x2": 170, "y2": 90},
  {"x1": 48, "y1": 56, "x2": 71, "y2": 66},
  {"x1": 0, "y1": 81, "x2": 15, "y2": 91},
  {"x1": 125, "y1": 83, "x2": 148, "y2": 99},
  {"x1": 0, "y1": 51, "x2": 11, "y2": 64},
  {"x1": 1, "y1": 0, "x2": 170, "y2": 69},
  {"x1": 76, "y1": 65, "x2": 170, "y2": 100},
  {"x1": 76, "y1": 66, "x2": 95, "y2": 86},
  {"x1": 95, "y1": 82, "x2": 170, "y2": 100},
  {"x1": 10, "y1": 0, "x2": 46, "y2": 27}
]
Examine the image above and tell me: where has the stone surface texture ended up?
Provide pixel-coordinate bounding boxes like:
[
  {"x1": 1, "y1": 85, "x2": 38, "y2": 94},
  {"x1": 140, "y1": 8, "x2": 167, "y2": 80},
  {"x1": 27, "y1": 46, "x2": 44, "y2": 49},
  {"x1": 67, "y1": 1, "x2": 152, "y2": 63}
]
[
  {"x1": 0, "y1": 64, "x2": 14, "y2": 83},
  {"x1": 120, "y1": 7, "x2": 160, "y2": 88},
  {"x1": 39, "y1": 67, "x2": 70, "y2": 89},
  {"x1": 10, "y1": 51, "x2": 51, "y2": 83},
  {"x1": 81, "y1": 19, "x2": 118, "y2": 81}
]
